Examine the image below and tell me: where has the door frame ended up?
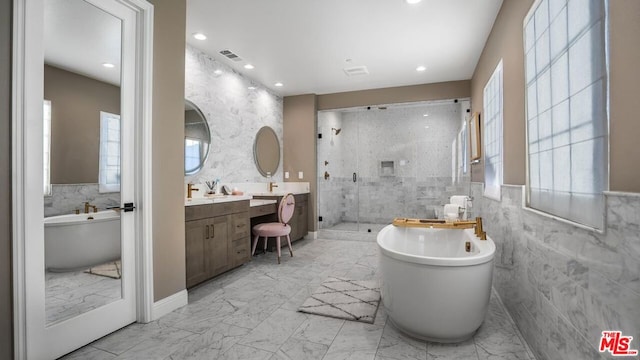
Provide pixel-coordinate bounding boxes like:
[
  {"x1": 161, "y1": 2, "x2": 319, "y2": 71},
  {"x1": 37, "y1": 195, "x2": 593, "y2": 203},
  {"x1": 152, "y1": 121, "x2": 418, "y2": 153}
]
[{"x1": 11, "y1": 0, "x2": 155, "y2": 358}]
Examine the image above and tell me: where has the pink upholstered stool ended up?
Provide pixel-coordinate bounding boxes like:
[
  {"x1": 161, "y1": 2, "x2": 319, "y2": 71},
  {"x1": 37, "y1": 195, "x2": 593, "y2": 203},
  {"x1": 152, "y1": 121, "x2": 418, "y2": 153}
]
[{"x1": 251, "y1": 193, "x2": 295, "y2": 264}]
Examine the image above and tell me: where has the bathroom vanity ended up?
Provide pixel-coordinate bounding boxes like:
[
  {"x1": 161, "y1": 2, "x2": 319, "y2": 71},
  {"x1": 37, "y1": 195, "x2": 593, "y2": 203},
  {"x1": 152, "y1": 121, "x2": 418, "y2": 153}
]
[{"x1": 184, "y1": 198, "x2": 251, "y2": 288}]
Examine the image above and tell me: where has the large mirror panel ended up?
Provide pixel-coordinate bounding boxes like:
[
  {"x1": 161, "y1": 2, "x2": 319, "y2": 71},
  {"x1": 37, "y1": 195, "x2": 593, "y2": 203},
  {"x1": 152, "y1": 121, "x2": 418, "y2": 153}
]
[{"x1": 44, "y1": 0, "x2": 123, "y2": 325}]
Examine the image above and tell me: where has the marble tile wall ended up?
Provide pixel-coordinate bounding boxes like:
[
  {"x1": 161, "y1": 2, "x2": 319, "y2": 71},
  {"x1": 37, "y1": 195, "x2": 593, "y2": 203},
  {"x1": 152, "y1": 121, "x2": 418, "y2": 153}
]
[
  {"x1": 44, "y1": 184, "x2": 120, "y2": 217},
  {"x1": 185, "y1": 45, "x2": 283, "y2": 184},
  {"x1": 472, "y1": 182, "x2": 640, "y2": 359},
  {"x1": 317, "y1": 102, "x2": 471, "y2": 228}
]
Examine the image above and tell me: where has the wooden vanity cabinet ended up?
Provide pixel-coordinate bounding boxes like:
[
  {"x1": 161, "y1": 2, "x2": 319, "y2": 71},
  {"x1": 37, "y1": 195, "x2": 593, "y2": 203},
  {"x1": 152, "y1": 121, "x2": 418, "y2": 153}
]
[{"x1": 185, "y1": 200, "x2": 250, "y2": 288}]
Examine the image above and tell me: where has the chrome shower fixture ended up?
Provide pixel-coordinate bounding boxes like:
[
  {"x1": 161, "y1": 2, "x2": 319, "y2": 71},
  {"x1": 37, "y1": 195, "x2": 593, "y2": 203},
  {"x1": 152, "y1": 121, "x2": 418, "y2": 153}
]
[{"x1": 331, "y1": 128, "x2": 342, "y2": 135}]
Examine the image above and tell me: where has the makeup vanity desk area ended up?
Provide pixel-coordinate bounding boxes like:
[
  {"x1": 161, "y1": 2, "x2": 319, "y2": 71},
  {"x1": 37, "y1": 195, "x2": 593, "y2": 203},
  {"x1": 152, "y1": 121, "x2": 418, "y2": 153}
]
[{"x1": 184, "y1": 193, "x2": 309, "y2": 288}]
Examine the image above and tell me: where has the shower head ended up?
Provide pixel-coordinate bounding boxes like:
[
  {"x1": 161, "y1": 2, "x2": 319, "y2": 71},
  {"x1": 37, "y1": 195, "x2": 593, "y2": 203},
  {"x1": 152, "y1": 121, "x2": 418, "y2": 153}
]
[{"x1": 332, "y1": 128, "x2": 342, "y2": 135}]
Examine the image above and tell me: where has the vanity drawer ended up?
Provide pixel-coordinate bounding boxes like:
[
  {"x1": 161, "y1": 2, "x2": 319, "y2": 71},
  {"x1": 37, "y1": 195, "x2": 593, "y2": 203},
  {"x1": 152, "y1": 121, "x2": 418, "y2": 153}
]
[
  {"x1": 185, "y1": 200, "x2": 249, "y2": 222},
  {"x1": 230, "y1": 238, "x2": 250, "y2": 267},
  {"x1": 250, "y1": 203, "x2": 277, "y2": 218},
  {"x1": 228, "y1": 212, "x2": 250, "y2": 240}
]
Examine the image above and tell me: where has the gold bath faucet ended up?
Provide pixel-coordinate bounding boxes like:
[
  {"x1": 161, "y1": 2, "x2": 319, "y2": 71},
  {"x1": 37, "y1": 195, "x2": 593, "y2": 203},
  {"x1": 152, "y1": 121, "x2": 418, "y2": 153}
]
[
  {"x1": 187, "y1": 183, "x2": 199, "y2": 199},
  {"x1": 83, "y1": 202, "x2": 98, "y2": 214},
  {"x1": 269, "y1": 182, "x2": 278, "y2": 193},
  {"x1": 474, "y1": 217, "x2": 487, "y2": 240}
]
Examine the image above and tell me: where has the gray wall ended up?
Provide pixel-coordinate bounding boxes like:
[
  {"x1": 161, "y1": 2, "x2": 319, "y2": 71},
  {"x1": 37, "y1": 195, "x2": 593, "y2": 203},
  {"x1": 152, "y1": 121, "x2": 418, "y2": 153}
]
[
  {"x1": 150, "y1": 0, "x2": 187, "y2": 302},
  {"x1": 0, "y1": 0, "x2": 12, "y2": 357},
  {"x1": 44, "y1": 64, "x2": 120, "y2": 184}
]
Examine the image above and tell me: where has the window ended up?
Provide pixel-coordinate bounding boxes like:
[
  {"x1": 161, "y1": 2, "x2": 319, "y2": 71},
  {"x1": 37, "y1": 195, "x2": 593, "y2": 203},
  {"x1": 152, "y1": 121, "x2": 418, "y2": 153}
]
[
  {"x1": 99, "y1": 111, "x2": 121, "y2": 193},
  {"x1": 43, "y1": 100, "x2": 52, "y2": 196},
  {"x1": 524, "y1": 0, "x2": 607, "y2": 229},
  {"x1": 483, "y1": 61, "x2": 503, "y2": 200}
]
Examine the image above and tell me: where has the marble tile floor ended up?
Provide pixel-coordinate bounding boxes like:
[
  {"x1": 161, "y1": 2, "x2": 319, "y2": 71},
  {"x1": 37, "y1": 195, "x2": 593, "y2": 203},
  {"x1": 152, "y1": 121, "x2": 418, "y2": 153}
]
[
  {"x1": 60, "y1": 237, "x2": 535, "y2": 360},
  {"x1": 46, "y1": 269, "x2": 122, "y2": 325}
]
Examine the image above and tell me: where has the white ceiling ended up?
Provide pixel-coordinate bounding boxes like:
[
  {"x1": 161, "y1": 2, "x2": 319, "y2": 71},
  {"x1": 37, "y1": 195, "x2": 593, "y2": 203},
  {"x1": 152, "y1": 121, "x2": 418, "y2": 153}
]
[
  {"x1": 187, "y1": 0, "x2": 504, "y2": 96},
  {"x1": 44, "y1": 0, "x2": 122, "y2": 86}
]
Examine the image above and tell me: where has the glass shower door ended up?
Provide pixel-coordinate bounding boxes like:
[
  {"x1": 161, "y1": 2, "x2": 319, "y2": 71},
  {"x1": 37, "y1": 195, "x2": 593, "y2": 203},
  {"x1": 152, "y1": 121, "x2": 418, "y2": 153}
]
[{"x1": 317, "y1": 110, "x2": 360, "y2": 232}]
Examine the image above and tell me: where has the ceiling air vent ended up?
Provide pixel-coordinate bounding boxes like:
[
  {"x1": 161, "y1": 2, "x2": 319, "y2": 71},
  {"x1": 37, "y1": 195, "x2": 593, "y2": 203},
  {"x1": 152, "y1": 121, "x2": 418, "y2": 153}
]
[
  {"x1": 343, "y1": 66, "x2": 369, "y2": 76},
  {"x1": 219, "y1": 49, "x2": 243, "y2": 62}
]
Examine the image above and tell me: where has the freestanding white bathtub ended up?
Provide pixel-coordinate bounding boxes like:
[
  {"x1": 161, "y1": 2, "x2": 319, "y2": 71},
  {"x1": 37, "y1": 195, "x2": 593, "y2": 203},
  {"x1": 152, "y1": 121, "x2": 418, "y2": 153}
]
[
  {"x1": 377, "y1": 225, "x2": 495, "y2": 343},
  {"x1": 45, "y1": 210, "x2": 121, "y2": 272}
]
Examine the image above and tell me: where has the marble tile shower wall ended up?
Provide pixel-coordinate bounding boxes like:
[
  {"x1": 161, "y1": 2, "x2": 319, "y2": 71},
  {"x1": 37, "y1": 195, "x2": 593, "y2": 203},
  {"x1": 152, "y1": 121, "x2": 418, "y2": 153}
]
[
  {"x1": 185, "y1": 45, "x2": 283, "y2": 184},
  {"x1": 471, "y1": 183, "x2": 640, "y2": 359},
  {"x1": 317, "y1": 103, "x2": 470, "y2": 228},
  {"x1": 44, "y1": 184, "x2": 120, "y2": 217}
]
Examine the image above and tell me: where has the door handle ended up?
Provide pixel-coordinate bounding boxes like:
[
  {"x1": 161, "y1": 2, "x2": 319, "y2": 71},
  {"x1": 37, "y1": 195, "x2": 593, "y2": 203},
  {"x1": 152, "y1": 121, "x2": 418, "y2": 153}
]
[
  {"x1": 121, "y1": 202, "x2": 136, "y2": 212},
  {"x1": 353, "y1": 172, "x2": 357, "y2": 183}
]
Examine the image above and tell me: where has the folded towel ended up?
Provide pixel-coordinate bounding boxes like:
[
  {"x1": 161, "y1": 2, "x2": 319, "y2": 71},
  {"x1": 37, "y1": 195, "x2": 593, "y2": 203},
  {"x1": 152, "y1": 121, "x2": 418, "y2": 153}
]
[
  {"x1": 449, "y1": 196, "x2": 468, "y2": 208},
  {"x1": 443, "y1": 204, "x2": 460, "y2": 220}
]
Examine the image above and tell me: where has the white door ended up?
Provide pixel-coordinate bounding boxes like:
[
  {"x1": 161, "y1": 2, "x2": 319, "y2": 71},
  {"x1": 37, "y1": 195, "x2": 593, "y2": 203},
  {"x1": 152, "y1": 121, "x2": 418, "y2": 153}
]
[{"x1": 14, "y1": 0, "x2": 151, "y2": 358}]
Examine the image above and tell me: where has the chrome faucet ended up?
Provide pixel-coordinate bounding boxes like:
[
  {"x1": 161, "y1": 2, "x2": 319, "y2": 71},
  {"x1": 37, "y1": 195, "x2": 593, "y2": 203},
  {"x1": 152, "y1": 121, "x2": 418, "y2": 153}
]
[
  {"x1": 269, "y1": 182, "x2": 278, "y2": 193},
  {"x1": 187, "y1": 183, "x2": 199, "y2": 199}
]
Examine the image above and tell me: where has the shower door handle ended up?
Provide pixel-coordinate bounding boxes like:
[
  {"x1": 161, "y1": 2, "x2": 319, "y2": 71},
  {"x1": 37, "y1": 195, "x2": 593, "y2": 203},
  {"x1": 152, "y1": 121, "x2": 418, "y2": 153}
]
[{"x1": 353, "y1": 173, "x2": 357, "y2": 183}]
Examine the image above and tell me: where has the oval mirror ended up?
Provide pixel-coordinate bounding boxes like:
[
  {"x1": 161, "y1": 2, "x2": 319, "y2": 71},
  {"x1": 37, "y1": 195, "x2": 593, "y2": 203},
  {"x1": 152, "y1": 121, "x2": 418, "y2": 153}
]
[
  {"x1": 253, "y1": 126, "x2": 280, "y2": 177},
  {"x1": 184, "y1": 100, "x2": 211, "y2": 175}
]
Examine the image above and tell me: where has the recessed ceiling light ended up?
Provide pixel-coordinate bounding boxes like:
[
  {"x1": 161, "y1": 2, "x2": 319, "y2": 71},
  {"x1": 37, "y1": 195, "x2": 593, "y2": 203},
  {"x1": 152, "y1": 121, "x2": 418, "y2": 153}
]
[
  {"x1": 102, "y1": 62, "x2": 115, "y2": 68},
  {"x1": 416, "y1": 65, "x2": 427, "y2": 72},
  {"x1": 274, "y1": 82, "x2": 283, "y2": 87},
  {"x1": 213, "y1": 69, "x2": 223, "y2": 75},
  {"x1": 248, "y1": 86, "x2": 257, "y2": 90},
  {"x1": 405, "y1": 0, "x2": 422, "y2": 4},
  {"x1": 244, "y1": 64, "x2": 255, "y2": 70},
  {"x1": 193, "y1": 33, "x2": 207, "y2": 40},
  {"x1": 423, "y1": 113, "x2": 429, "y2": 117}
]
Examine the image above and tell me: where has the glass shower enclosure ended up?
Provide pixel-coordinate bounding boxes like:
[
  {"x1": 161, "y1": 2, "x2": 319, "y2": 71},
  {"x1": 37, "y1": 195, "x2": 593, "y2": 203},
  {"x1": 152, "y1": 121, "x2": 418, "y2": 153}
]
[{"x1": 317, "y1": 100, "x2": 471, "y2": 235}]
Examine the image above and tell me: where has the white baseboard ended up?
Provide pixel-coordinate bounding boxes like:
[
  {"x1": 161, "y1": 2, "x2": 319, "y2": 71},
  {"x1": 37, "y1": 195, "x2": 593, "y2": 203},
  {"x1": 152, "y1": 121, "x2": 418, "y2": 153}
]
[
  {"x1": 305, "y1": 231, "x2": 318, "y2": 240},
  {"x1": 151, "y1": 289, "x2": 188, "y2": 321}
]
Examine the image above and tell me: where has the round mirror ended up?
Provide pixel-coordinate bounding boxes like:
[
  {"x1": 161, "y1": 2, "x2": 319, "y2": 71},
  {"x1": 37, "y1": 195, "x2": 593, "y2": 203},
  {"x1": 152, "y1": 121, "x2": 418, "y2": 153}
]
[
  {"x1": 184, "y1": 100, "x2": 211, "y2": 175},
  {"x1": 253, "y1": 126, "x2": 280, "y2": 177}
]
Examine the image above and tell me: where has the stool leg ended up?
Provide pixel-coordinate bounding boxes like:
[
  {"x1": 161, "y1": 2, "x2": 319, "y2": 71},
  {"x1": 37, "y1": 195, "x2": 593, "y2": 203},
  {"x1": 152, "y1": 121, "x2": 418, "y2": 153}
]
[
  {"x1": 286, "y1": 235, "x2": 293, "y2": 257},
  {"x1": 263, "y1": 236, "x2": 268, "y2": 253},
  {"x1": 251, "y1": 234, "x2": 259, "y2": 256},
  {"x1": 276, "y1": 236, "x2": 281, "y2": 264}
]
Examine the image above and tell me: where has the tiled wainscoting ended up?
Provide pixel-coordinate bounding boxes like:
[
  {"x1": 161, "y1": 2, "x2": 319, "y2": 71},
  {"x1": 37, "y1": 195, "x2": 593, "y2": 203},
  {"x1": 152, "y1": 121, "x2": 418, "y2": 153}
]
[
  {"x1": 44, "y1": 184, "x2": 120, "y2": 217},
  {"x1": 472, "y1": 183, "x2": 640, "y2": 359},
  {"x1": 318, "y1": 176, "x2": 470, "y2": 229}
]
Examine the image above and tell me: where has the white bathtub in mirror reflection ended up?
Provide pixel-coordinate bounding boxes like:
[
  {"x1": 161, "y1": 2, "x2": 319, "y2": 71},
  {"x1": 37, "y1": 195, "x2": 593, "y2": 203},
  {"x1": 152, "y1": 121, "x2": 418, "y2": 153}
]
[
  {"x1": 44, "y1": 210, "x2": 121, "y2": 272},
  {"x1": 377, "y1": 225, "x2": 495, "y2": 343}
]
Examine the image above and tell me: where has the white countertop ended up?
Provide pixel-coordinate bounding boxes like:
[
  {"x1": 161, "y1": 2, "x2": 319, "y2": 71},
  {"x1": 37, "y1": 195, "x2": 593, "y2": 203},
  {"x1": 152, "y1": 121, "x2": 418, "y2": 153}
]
[
  {"x1": 184, "y1": 182, "x2": 310, "y2": 207},
  {"x1": 250, "y1": 191, "x2": 309, "y2": 196},
  {"x1": 184, "y1": 195, "x2": 252, "y2": 207},
  {"x1": 250, "y1": 199, "x2": 277, "y2": 207}
]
